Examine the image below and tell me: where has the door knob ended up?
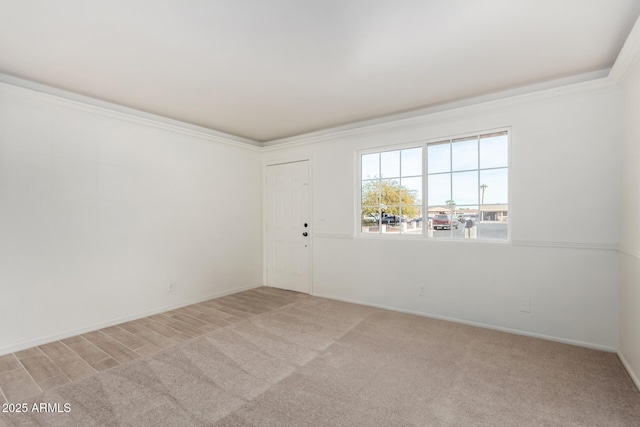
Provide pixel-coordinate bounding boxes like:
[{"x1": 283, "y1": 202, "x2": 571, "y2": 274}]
[{"x1": 302, "y1": 232, "x2": 308, "y2": 237}]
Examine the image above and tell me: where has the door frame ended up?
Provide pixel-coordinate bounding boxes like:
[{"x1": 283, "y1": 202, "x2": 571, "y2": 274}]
[{"x1": 262, "y1": 156, "x2": 313, "y2": 294}]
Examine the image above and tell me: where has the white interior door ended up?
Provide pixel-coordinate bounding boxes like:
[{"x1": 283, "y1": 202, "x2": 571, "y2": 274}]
[{"x1": 266, "y1": 161, "x2": 310, "y2": 293}]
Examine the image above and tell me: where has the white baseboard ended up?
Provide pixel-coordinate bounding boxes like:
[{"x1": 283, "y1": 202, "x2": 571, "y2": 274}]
[
  {"x1": 617, "y1": 351, "x2": 640, "y2": 392},
  {"x1": 0, "y1": 284, "x2": 262, "y2": 355},
  {"x1": 312, "y1": 292, "x2": 617, "y2": 353}
]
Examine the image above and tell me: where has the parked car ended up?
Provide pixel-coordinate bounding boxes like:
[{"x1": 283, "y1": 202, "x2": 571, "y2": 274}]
[
  {"x1": 380, "y1": 213, "x2": 406, "y2": 225},
  {"x1": 432, "y1": 214, "x2": 459, "y2": 230}
]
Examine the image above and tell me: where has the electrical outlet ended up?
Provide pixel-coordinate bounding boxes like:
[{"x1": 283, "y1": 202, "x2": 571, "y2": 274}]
[
  {"x1": 167, "y1": 282, "x2": 175, "y2": 292},
  {"x1": 419, "y1": 286, "x2": 426, "y2": 297}
]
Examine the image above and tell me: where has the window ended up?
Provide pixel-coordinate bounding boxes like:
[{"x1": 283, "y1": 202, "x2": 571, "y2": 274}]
[
  {"x1": 361, "y1": 147, "x2": 423, "y2": 234},
  {"x1": 360, "y1": 130, "x2": 509, "y2": 240}
]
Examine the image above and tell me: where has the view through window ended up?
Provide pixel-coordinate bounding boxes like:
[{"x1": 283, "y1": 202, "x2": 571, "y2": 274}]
[
  {"x1": 361, "y1": 147, "x2": 423, "y2": 235},
  {"x1": 360, "y1": 130, "x2": 508, "y2": 240}
]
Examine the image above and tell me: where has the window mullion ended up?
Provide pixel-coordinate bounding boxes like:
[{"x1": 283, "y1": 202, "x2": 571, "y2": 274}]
[
  {"x1": 478, "y1": 136, "x2": 481, "y2": 237},
  {"x1": 360, "y1": 129, "x2": 507, "y2": 240},
  {"x1": 423, "y1": 143, "x2": 427, "y2": 237},
  {"x1": 378, "y1": 154, "x2": 382, "y2": 234},
  {"x1": 449, "y1": 141, "x2": 453, "y2": 238}
]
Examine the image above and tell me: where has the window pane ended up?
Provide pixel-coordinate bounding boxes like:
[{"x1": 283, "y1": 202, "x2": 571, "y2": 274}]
[
  {"x1": 400, "y1": 176, "x2": 422, "y2": 204},
  {"x1": 427, "y1": 141, "x2": 450, "y2": 173},
  {"x1": 428, "y1": 209, "x2": 456, "y2": 238},
  {"x1": 452, "y1": 171, "x2": 479, "y2": 205},
  {"x1": 480, "y1": 133, "x2": 508, "y2": 169},
  {"x1": 361, "y1": 209, "x2": 379, "y2": 234},
  {"x1": 362, "y1": 153, "x2": 379, "y2": 179},
  {"x1": 450, "y1": 217, "x2": 467, "y2": 239},
  {"x1": 452, "y1": 137, "x2": 478, "y2": 171},
  {"x1": 428, "y1": 173, "x2": 450, "y2": 206},
  {"x1": 362, "y1": 179, "x2": 380, "y2": 205},
  {"x1": 453, "y1": 207, "x2": 478, "y2": 240},
  {"x1": 401, "y1": 205, "x2": 421, "y2": 220},
  {"x1": 359, "y1": 130, "x2": 507, "y2": 240},
  {"x1": 401, "y1": 147, "x2": 422, "y2": 177},
  {"x1": 383, "y1": 205, "x2": 401, "y2": 216},
  {"x1": 457, "y1": 207, "x2": 479, "y2": 221},
  {"x1": 479, "y1": 168, "x2": 508, "y2": 204},
  {"x1": 381, "y1": 150, "x2": 400, "y2": 178},
  {"x1": 381, "y1": 206, "x2": 400, "y2": 234},
  {"x1": 380, "y1": 179, "x2": 402, "y2": 207},
  {"x1": 477, "y1": 205, "x2": 508, "y2": 240},
  {"x1": 401, "y1": 206, "x2": 422, "y2": 234}
]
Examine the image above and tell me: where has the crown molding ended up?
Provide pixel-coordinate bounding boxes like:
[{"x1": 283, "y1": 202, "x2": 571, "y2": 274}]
[
  {"x1": 0, "y1": 73, "x2": 262, "y2": 151},
  {"x1": 609, "y1": 16, "x2": 640, "y2": 86},
  {"x1": 262, "y1": 71, "x2": 615, "y2": 151},
  {"x1": 0, "y1": 68, "x2": 621, "y2": 154},
  {"x1": 263, "y1": 16, "x2": 640, "y2": 149},
  {"x1": 4, "y1": 15, "x2": 639, "y2": 154}
]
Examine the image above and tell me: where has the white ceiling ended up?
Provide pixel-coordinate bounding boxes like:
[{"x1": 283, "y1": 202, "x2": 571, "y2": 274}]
[{"x1": 1, "y1": 1, "x2": 639, "y2": 142}]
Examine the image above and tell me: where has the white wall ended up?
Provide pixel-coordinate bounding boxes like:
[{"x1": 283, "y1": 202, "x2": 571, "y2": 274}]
[
  {"x1": 263, "y1": 84, "x2": 621, "y2": 350},
  {"x1": 0, "y1": 67, "x2": 625, "y2": 357},
  {"x1": 0, "y1": 84, "x2": 263, "y2": 354},
  {"x1": 619, "y1": 43, "x2": 640, "y2": 386}
]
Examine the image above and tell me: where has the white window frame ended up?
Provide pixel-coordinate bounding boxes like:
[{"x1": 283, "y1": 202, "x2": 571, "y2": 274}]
[
  {"x1": 356, "y1": 127, "x2": 511, "y2": 242},
  {"x1": 358, "y1": 140, "x2": 426, "y2": 239}
]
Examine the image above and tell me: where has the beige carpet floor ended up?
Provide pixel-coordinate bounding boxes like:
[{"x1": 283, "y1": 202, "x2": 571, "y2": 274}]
[{"x1": 1, "y1": 287, "x2": 639, "y2": 426}]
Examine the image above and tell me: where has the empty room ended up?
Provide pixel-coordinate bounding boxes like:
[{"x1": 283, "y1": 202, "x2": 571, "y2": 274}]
[{"x1": 1, "y1": 1, "x2": 640, "y2": 425}]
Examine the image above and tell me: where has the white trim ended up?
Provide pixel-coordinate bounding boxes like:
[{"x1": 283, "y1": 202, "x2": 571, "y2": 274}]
[
  {"x1": 0, "y1": 67, "x2": 620, "y2": 151},
  {"x1": 617, "y1": 351, "x2": 640, "y2": 392},
  {"x1": 358, "y1": 139, "x2": 426, "y2": 156},
  {"x1": 610, "y1": 16, "x2": 640, "y2": 86},
  {"x1": 356, "y1": 233, "x2": 510, "y2": 244},
  {"x1": 355, "y1": 128, "x2": 512, "y2": 242},
  {"x1": 512, "y1": 240, "x2": 619, "y2": 251},
  {"x1": 308, "y1": 159, "x2": 314, "y2": 296},
  {"x1": 262, "y1": 73, "x2": 615, "y2": 150},
  {"x1": 262, "y1": 163, "x2": 269, "y2": 289},
  {"x1": 311, "y1": 233, "x2": 617, "y2": 251},
  {"x1": 312, "y1": 292, "x2": 617, "y2": 353},
  {"x1": 0, "y1": 74, "x2": 261, "y2": 151},
  {"x1": 0, "y1": 284, "x2": 262, "y2": 356},
  {"x1": 618, "y1": 246, "x2": 640, "y2": 260},
  {"x1": 354, "y1": 147, "x2": 361, "y2": 237}
]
